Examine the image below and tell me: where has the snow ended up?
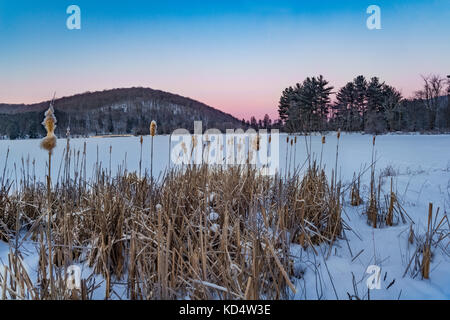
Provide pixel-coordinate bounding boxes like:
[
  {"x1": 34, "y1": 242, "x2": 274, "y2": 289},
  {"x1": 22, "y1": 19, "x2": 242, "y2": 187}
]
[
  {"x1": 0, "y1": 132, "x2": 449, "y2": 299},
  {"x1": 208, "y1": 212, "x2": 219, "y2": 222}
]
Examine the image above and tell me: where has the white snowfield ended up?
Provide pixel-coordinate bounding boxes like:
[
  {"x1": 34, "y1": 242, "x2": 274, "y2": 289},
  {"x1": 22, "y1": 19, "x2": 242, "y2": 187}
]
[{"x1": 0, "y1": 132, "x2": 449, "y2": 300}]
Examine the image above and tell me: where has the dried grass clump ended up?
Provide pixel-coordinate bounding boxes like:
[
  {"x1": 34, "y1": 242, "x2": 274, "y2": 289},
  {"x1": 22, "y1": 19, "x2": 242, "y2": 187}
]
[
  {"x1": 350, "y1": 174, "x2": 362, "y2": 206},
  {"x1": 0, "y1": 186, "x2": 14, "y2": 242},
  {"x1": 0, "y1": 133, "x2": 349, "y2": 300},
  {"x1": 1, "y1": 161, "x2": 302, "y2": 299},
  {"x1": 287, "y1": 162, "x2": 342, "y2": 248},
  {"x1": 366, "y1": 190, "x2": 379, "y2": 228},
  {"x1": 362, "y1": 135, "x2": 408, "y2": 228},
  {"x1": 364, "y1": 175, "x2": 411, "y2": 228},
  {"x1": 403, "y1": 203, "x2": 449, "y2": 280}
]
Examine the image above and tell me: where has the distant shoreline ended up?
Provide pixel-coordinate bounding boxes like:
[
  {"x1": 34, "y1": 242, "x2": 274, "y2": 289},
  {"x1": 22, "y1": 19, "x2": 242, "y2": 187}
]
[{"x1": 2, "y1": 130, "x2": 450, "y2": 142}]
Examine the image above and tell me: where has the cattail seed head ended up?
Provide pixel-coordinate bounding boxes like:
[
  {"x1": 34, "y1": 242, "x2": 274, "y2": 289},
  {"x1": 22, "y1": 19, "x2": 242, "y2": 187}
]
[
  {"x1": 150, "y1": 120, "x2": 157, "y2": 137},
  {"x1": 140, "y1": 135, "x2": 143, "y2": 145},
  {"x1": 290, "y1": 139, "x2": 293, "y2": 146},
  {"x1": 294, "y1": 136, "x2": 297, "y2": 144},
  {"x1": 41, "y1": 135, "x2": 57, "y2": 152},
  {"x1": 40, "y1": 104, "x2": 57, "y2": 152},
  {"x1": 373, "y1": 135, "x2": 376, "y2": 146},
  {"x1": 269, "y1": 135, "x2": 272, "y2": 144},
  {"x1": 337, "y1": 129, "x2": 341, "y2": 140},
  {"x1": 253, "y1": 135, "x2": 260, "y2": 151},
  {"x1": 286, "y1": 136, "x2": 289, "y2": 143},
  {"x1": 322, "y1": 136, "x2": 326, "y2": 144}
]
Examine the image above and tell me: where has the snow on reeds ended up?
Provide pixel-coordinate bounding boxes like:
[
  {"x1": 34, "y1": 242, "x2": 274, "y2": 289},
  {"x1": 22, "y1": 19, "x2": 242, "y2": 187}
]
[{"x1": 0, "y1": 140, "x2": 347, "y2": 299}]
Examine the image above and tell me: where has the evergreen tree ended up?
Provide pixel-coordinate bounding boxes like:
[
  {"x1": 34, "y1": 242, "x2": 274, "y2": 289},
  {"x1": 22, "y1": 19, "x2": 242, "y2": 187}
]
[
  {"x1": 381, "y1": 85, "x2": 403, "y2": 131},
  {"x1": 365, "y1": 77, "x2": 385, "y2": 133},
  {"x1": 335, "y1": 82, "x2": 358, "y2": 131},
  {"x1": 316, "y1": 75, "x2": 334, "y2": 131},
  {"x1": 263, "y1": 114, "x2": 271, "y2": 129},
  {"x1": 250, "y1": 116, "x2": 258, "y2": 129},
  {"x1": 278, "y1": 87, "x2": 294, "y2": 123},
  {"x1": 353, "y1": 75, "x2": 367, "y2": 130}
]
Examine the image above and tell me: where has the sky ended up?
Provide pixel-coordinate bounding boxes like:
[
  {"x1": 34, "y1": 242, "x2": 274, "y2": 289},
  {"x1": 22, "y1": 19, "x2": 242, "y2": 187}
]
[{"x1": 0, "y1": 0, "x2": 449, "y2": 120}]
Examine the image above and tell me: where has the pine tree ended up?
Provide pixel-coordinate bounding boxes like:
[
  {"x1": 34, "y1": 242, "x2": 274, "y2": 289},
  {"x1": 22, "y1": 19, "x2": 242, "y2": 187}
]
[
  {"x1": 316, "y1": 75, "x2": 334, "y2": 131},
  {"x1": 365, "y1": 77, "x2": 385, "y2": 133},
  {"x1": 381, "y1": 85, "x2": 403, "y2": 131},
  {"x1": 278, "y1": 87, "x2": 294, "y2": 123},
  {"x1": 353, "y1": 75, "x2": 367, "y2": 130},
  {"x1": 263, "y1": 114, "x2": 271, "y2": 129},
  {"x1": 250, "y1": 116, "x2": 258, "y2": 129},
  {"x1": 336, "y1": 82, "x2": 358, "y2": 131}
]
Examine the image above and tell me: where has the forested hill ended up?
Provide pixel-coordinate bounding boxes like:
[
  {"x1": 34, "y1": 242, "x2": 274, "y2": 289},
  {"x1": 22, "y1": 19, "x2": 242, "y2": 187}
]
[{"x1": 0, "y1": 87, "x2": 242, "y2": 139}]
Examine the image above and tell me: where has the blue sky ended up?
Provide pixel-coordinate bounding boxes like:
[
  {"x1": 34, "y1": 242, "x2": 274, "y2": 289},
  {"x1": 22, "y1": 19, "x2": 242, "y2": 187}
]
[{"x1": 0, "y1": 0, "x2": 449, "y2": 119}]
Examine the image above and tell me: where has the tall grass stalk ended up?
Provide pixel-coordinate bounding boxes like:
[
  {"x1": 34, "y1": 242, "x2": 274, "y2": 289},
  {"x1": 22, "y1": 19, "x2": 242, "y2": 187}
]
[
  {"x1": 40, "y1": 102, "x2": 57, "y2": 297},
  {"x1": 150, "y1": 120, "x2": 157, "y2": 180}
]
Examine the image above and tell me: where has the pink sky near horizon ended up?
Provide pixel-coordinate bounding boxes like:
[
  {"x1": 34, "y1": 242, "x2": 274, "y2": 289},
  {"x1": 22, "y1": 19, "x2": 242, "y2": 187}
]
[{"x1": 0, "y1": 73, "x2": 428, "y2": 121}]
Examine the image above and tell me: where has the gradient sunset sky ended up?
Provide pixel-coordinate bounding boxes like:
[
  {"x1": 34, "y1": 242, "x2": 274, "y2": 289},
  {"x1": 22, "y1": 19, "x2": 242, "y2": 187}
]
[{"x1": 0, "y1": 0, "x2": 449, "y2": 119}]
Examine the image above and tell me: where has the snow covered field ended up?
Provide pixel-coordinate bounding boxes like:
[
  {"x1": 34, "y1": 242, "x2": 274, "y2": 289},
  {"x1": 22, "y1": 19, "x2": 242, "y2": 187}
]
[{"x1": 0, "y1": 133, "x2": 449, "y2": 299}]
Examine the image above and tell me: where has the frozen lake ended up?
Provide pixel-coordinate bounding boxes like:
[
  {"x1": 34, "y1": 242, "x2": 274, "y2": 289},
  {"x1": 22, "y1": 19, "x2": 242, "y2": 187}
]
[{"x1": 0, "y1": 133, "x2": 449, "y2": 185}]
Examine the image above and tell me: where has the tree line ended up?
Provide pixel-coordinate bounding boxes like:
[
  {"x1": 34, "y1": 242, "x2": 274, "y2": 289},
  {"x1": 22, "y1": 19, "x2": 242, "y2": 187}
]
[{"x1": 277, "y1": 74, "x2": 450, "y2": 134}]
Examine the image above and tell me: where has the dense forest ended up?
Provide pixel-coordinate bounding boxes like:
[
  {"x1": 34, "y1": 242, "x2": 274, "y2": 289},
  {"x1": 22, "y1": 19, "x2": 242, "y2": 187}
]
[
  {"x1": 277, "y1": 74, "x2": 450, "y2": 134},
  {"x1": 0, "y1": 87, "x2": 242, "y2": 139}
]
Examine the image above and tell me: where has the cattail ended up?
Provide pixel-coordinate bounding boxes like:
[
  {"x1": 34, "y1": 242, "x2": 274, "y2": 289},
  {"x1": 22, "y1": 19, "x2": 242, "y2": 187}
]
[
  {"x1": 373, "y1": 135, "x2": 376, "y2": 146},
  {"x1": 252, "y1": 135, "x2": 260, "y2": 151},
  {"x1": 290, "y1": 139, "x2": 293, "y2": 146},
  {"x1": 334, "y1": 129, "x2": 341, "y2": 191},
  {"x1": 294, "y1": 136, "x2": 297, "y2": 144},
  {"x1": 139, "y1": 136, "x2": 144, "y2": 178},
  {"x1": 269, "y1": 135, "x2": 272, "y2": 144},
  {"x1": 190, "y1": 135, "x2": 198, "y2": 166},
  {"x1": 40, "y1": 105, "x2": 57, "y2": 153},
  {"x1": 408, "y1": 225, "x2": 414, "y2": 244},
  {"x1": 286, "y1": 136, "x2": 289, "y2": 143},
  {"x1": 322, "y1": 136, "x2": 326, "y2": 144},
  {"x1": 150, "y1": 120, "x2": 157, "y2": 137},
  {"x1": 40, "y1": 101, "x2": 57, "y2": 296}
]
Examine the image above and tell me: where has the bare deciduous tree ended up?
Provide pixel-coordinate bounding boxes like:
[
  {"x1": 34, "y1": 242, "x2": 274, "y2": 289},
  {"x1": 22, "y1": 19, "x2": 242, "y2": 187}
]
[{"x1": 415, "y1": 75, "x2": 446, "y2": 130}]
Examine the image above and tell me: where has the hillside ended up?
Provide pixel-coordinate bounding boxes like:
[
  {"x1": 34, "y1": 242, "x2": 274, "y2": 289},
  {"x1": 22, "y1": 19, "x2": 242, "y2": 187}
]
[{"x1": 0, "y1": 87, "x2": 242, "y2": 139}]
